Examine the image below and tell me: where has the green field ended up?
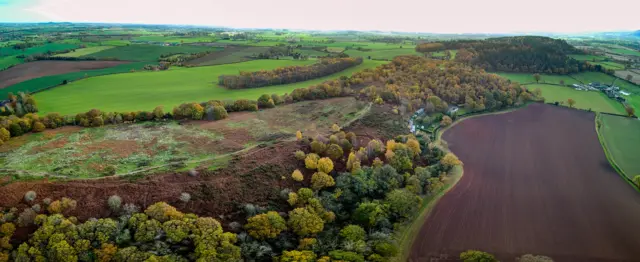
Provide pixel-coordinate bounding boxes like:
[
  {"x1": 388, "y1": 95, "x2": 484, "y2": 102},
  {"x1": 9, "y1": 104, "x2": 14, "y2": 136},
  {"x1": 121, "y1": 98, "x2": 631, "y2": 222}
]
[
  {"x1": 610, "y1": 48, "x2": 640, "y2": 57},
  {"x1": 0, "y1": 55, "x2": 21, "y2": 69},
  {"x1": 345, "y1": 48, "x2": 420, "y2": 60},
  {"x1": 84, "y1": 44, "x2": 219, "y2": 61},
  {"x1": 527, "y1": 84, "x2": 626, "y2": 114},
  {"x1": 54, "y1": 46, "x2": 115, "y2": 57},
  {"x1": 590, "y1": 61, "x2": 625, "y2": 70},
  {"x1": 599, "y1": 114, "x2": 640, "y2": 179},
  {"x1": 133, "y1": 35, "x2": 217, "y2": 43},
  {"x1": 0, "y1": 43, "x2": 79, "y2": 57},
  {"x1": 0, "y1": 62, "x2": 150, "y2": 98},
  {"x1": 102, "y1": 40, "x2": 131, "y2": 46},
  {"x1": 568, "y1": 54, "x2": 607, "y2": 61},
  {"x1": 497, "y1": 73, "x2": 580, "y2": 85},
  {"x1": 36, "y1": 59, "x2": 386, "y2": 115}
]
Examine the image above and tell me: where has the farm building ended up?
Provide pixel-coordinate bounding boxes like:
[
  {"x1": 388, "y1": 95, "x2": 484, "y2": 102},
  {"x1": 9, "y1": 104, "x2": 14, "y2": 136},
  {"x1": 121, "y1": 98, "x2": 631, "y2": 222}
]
[{"x1": 447, "y1": 106, "x2": 459, "y2": 115}]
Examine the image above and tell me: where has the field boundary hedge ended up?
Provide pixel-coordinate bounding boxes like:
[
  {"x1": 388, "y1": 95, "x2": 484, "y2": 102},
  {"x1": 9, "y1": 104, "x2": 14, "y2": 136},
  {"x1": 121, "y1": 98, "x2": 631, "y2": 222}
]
[{"x1": 594, "y1": 113, "x2": 640, "y2": 192}]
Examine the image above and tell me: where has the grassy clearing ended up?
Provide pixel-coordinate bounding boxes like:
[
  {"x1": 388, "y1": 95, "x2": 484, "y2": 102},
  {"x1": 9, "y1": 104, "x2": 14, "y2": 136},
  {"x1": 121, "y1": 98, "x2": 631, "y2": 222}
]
[
  {"x1": 610, "y1": 48, "x2": 640, "y2": 57},
  {"x1": 599, "y1": 114, "x2": 640, "y2": 179},
  {"x1": 589, "y1": 61, "x2": 625, "y2": 70},
  {"x1": 526, "y1": 84, "x2": 626, "y2": 114},
  {"x1": 0, "y1": 43, "x2": 79, "y2": 57},
  {"x1": 84, "y1": 44, "x2": 219, "y2": 61},
  {"x1": 0, "y1": 62, "x2": 149, "y2": 98},
  {"x1": 345, "y1": 48, "x2": 420, "y2": 60},
  {"x1": 497, "y1": 72, "x2": 580, "y2": 85},
  {"x1": 569, "y1": 54, "x2": 607, "y2": 61},
  {"x1": 54, "y1": 46, "x2": 115, "y2": 57},
  {"x1": 36, "y1": 59, "x2": 386, "y2": 115}
]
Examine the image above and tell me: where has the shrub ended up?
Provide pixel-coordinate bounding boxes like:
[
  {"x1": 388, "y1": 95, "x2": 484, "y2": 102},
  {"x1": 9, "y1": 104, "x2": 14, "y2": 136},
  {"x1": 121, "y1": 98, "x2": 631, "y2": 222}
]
[
  {"x1": 331, "y1": 124, "x2": 341, "y2": 132},
  {"x1": 31, "y1": 204, "x2": 41, "y2": 213},
  {"x1": 294, "y1": 150, "x2": 306, "y2": 160},
  {"x1": 460, "y1": 250, "x2": 498, "y2": 262},
  {"x1": 122, "y1": 203, "x2": 140, "y2": 216},
  {"x1": 317, "y1": 157, "x2": 334, "y2": 174},
  {"x1": 325, "y1": 144, "x2": 344, "y2": 160},
  {"x1": 179, "y1": 193, "x2": 191, "y2": 203},
  {"x1": 257, "y1": 94, "x2": 275, "y2": 108},
  {"x1": 291, "y1": 170, "x2": 304, "y2": 182},
  {"x1": 244, "y1": 211, "x2": 287, "y2": 240},
  {"x1": 310, "y1": 140, "x2": 327, "y2": 154},
  {"x1": 32, "y1": 122, "x2": 46, "y2": 132},
  {"x1": 213, "y1": 105, "x2": 228, "y2": 120},
  {"x1": 296, "y1": 130, "x2": 303, "y2": 141},
  {"x1": 329, "y1": 250, "x2": 364, "y2": 262},
  {"x1": 24, "y1": 191, "x2": 37, "y2": 202},
  {"x1": 0, "y1": 128, "x2": 10, "y2": 142},
  {"x1": 305, "y1": 153, "x2": 320, "y2": 170},
  {"x1": 43, "y1": 198, "x2": 52, "y2": 206},
  {"x1": 311, "y1": 172, "x2": 335, "y2": 190},
  {"x1": 108, "y1": 195, "x2": 122, "y2": 211},
  {"x1": 17, "y1": 208, "x2": 36, "y2": 226},
  {"x1": 145, "y1": 202, "x2": 184, "y2": 222}
]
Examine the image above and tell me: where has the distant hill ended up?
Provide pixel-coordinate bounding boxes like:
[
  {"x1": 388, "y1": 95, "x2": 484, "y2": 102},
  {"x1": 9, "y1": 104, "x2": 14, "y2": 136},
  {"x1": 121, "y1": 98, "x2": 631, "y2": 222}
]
[{"x1": 633, "y1": 30, "x2": 640, "y2": 37}]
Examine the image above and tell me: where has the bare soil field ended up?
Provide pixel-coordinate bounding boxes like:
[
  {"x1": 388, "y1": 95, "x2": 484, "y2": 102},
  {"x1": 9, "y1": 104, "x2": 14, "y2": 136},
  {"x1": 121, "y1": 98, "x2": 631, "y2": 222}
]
[
  {"x1": 614, "y1": 70, "x2": 640, "y2": 85},
  {"x1": 0, "y1": 60, "x2": 130, "y2": 88},
  {"x1": 410, "y1": 103, "x2": 640, "y2": 262}
]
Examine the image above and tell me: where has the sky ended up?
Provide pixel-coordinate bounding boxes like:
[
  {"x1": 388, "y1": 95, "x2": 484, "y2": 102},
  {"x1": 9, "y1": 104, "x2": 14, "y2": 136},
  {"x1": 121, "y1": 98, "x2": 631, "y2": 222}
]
[{"x1": 0, "y1": 0, "x2": 638, "y2": 34}]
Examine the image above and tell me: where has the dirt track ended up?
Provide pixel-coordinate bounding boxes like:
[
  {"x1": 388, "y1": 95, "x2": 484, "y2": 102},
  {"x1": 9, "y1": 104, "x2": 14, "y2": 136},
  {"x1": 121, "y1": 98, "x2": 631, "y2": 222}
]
[
  {"x1": 410, "y1": 103, "x2": 640, "y2": 261},
  {"x1": 0, "y1": 60, "x2": 129, "y2": 89}
]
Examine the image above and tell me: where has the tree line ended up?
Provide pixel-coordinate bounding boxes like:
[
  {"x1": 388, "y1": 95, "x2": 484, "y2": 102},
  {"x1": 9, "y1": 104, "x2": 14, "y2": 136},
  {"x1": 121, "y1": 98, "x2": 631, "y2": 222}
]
[
  {"x1": 416, "y1": 36, "x2": 614, "y2": 75},
  {"x1": 0, "y1": 76, "x2": 355, "y2": 144},
  {"x1": 218, "y1": 57, "x2": 362, "y2": 89}
]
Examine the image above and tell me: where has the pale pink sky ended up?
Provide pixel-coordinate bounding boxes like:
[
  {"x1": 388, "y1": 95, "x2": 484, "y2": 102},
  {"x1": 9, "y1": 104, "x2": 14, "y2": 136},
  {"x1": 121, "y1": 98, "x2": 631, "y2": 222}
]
[{"x1": 3, "y1": 0, "x2": 639, "y2": 33}]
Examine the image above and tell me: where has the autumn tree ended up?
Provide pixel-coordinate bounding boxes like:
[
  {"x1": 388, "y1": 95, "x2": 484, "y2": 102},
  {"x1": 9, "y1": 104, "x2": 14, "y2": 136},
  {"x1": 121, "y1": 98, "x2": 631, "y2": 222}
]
[
  {"x1": 325, "y1": 144, "x2": 344, "y2": 160},
  {"x1": 244, "y1": 211, "x2": 287, "y2": 240},
  {"x1": 311, "y1": 172, "x2": 335, "y2": 190},
  {"x1": 317, "y1": 157, "x2": 334, "y2": 173},
  {"x1": 440, "y1": 153, "x2": 462, "y2": 169},
  {"x1": 288, "y1": 207, "x2": 324, "y2": 236},
  {"x1": 625, "y1": 106, "x2": 635, "y2": 117},
  {"x1": 567, "y1": 98, "x2": 576, "y2": 108},
  {"x1": 280, "y1": 250, "x2": 317, "y2": 262},
  {"x1": 305, "y1": 153, "x2": 320, "y2": 170},
  {"x1": 440, "y1": 115, "x2": 453, "y2": 127},
  {"x1": 385, "y1": 189, "x2": 421, "y2": 219},
  {"x1": 296, "y1": 130, "x2": 303, "y2": 141},
  {"x1": 533, "y1": 73, "x2": 541, "y2": 83},
  {"x1": 559, "y1": 79, "x2": 565, "y2": 86},
  {"x1": 291, "y1": 170, "x2": 304, "y2": 182}
]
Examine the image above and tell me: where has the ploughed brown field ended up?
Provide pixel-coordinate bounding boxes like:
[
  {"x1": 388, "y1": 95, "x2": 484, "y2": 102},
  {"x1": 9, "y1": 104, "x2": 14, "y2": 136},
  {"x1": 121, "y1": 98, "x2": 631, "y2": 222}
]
[
  {"x1": 410, "y1": 103, "x2": 640, "y2": 262},
  {"x1": 0, "y1": 60, "x2": 129, "y2": 89}
]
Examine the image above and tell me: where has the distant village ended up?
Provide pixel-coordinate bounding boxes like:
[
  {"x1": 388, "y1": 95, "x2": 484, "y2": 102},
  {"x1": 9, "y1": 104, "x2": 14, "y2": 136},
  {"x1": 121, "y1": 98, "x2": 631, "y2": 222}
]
[{"x1": 571, "y1": 82, "x2": 630, "y2": 102}]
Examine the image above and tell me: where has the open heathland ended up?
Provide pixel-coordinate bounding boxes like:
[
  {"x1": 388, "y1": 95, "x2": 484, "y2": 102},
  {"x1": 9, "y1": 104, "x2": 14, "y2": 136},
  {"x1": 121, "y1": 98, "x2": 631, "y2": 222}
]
[
  {"x1": 410, "y1": 103, "x2": 640, "y2": 261},
  {"x1": 35, "y1": 59, "x2": 385, "y2": 115},
  {"x1": 598, "y1": 114, "x2": 640, "y2": 179},
  {"x1": 0, "y1": 60, "x2": 131, "y2": 89},
  {"x1": 526, "y1": 84, "x2": 626, "y2": 114},
  {"x1": 0, "y1": 97, "x2": 366, "y2": 178},
  {"x1": 82, "y1": 44, "x2": 219, "y2": 61}
]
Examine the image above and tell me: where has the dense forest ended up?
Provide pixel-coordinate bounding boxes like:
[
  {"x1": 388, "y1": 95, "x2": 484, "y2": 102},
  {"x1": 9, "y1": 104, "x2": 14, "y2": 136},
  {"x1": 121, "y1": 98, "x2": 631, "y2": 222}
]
[
  {"x1": 349, "y1": 56, "x2": 535, "y2": 113},
  {"x1": 218, "y1": 57, "x2": 362, "y2": 89},
  {"x1": 416, "y1": 36, "x2": 613, "y2": 74}
]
